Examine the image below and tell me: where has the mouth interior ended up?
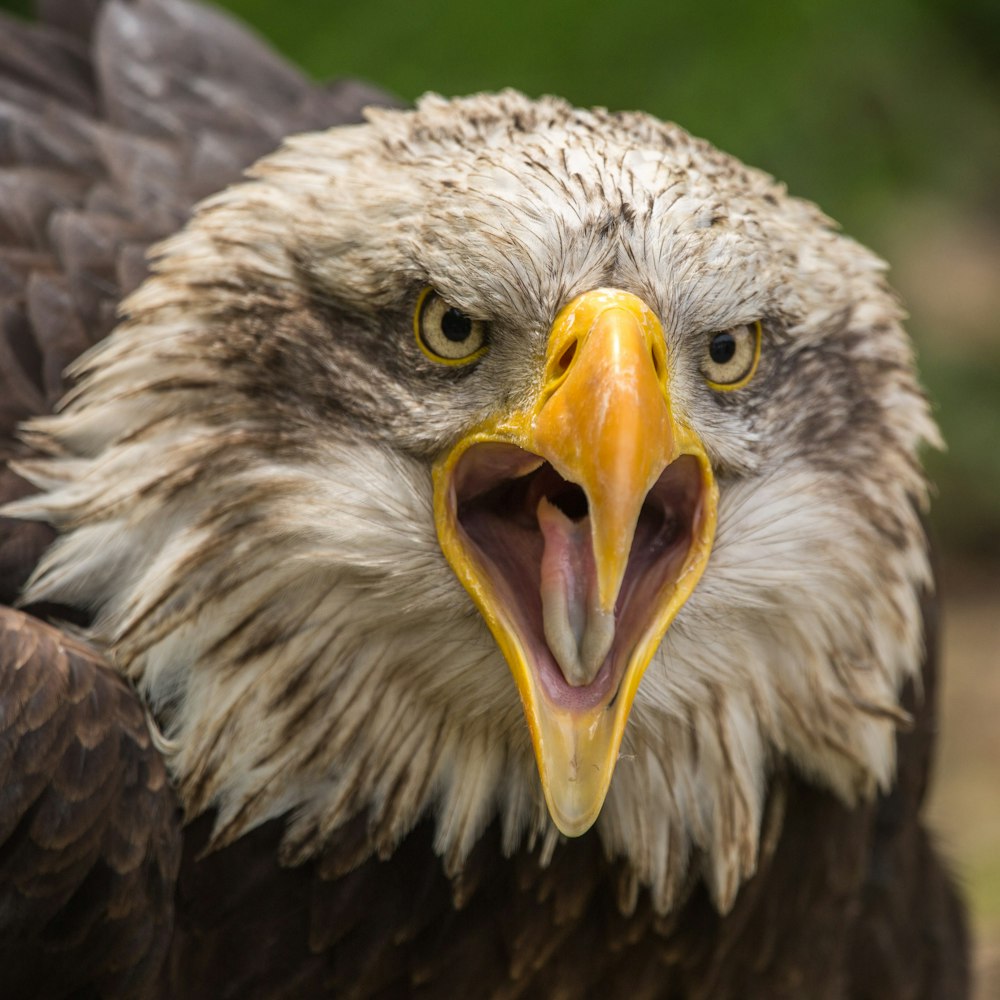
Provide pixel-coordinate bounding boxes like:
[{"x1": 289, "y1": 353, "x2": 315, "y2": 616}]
[{"x1": 452, "y1": 444, "x2": 704, "y2": 713}]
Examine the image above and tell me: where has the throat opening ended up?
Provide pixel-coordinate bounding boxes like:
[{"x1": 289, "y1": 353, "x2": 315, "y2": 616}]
[{"x1": 448, "y1": 443, "x2": 704, "y2": 711}]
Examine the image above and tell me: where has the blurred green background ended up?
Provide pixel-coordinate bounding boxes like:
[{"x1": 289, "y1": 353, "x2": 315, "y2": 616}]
[{"x1": 2, "y1": 0, "x2": 999, "y2": 989}]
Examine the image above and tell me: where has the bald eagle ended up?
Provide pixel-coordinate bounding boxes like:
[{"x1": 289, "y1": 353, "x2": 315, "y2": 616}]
[{"x1": 0, "y1": 1, "x2": 969, "y2": 997}]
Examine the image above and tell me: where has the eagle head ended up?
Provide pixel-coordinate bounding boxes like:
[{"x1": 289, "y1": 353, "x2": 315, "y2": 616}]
[{"x1": 9, "y1": 90, "x2": 937, "y2": 912}]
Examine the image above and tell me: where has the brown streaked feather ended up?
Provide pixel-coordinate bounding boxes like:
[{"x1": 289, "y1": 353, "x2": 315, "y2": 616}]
[
  {"x1": 149, "y1": 656, "x2": 965, "y2": 1000},
  {"x1": 0, "y1": 2, "x2": 968, "y2": 997},
  {"x1": 847, "y1": 578, "x2": 970, "y2": 1000},
  {"x1": 0, "y1": 605, "x2": 181, "y2": 1000},
  {"x1": 141, "y1": 587, "x2": 959, "y2": 999}
]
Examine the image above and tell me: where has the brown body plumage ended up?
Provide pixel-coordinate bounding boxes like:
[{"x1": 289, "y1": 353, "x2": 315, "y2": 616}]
[{"x1": 0, "y1": 1, "x2": 968, "y2": 997}]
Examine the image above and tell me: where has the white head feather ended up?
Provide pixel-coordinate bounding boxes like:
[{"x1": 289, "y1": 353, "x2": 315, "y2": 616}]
[{"x1": 6, "y1": 91, "x2": 938, "y2": 913}]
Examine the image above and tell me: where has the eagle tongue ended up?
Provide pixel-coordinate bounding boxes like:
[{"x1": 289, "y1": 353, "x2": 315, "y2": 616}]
[{"x1": 537, "y1": 496, "x2": 615, "y2": 687}]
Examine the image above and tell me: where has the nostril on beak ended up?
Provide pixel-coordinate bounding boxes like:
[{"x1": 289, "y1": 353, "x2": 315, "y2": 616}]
[
  {"x1": 556, "y1": 339, "x2": 578, "y2": 374},
  {"x1": 650, "y1": 343, "x2": 663, "y2": 379}
]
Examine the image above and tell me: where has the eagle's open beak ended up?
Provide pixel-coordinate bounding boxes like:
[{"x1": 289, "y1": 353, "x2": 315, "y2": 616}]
[{"x1": 433, "y1": 289, "x2": 717, "y2": 836}]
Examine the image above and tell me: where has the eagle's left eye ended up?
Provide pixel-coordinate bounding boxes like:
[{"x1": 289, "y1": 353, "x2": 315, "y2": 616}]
[
  {"x1": 701, "y1": 321, "x2": 762, "y2": 390},
  {"x1": 414, "y1": 288, "x2": 489, "y2": 365}
]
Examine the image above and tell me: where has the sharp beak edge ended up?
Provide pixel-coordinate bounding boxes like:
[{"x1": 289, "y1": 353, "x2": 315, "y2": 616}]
[{"x1": 433, "y1": 288, "x2": 717, "y2": 836}]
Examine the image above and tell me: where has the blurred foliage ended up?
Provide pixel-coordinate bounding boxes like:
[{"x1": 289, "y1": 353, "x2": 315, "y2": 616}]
[
  {"x1": 2, "y1": 0, "x2": 998, "y2": 558},
  {"x1": 925, "y1": 356, "x2": 1000, "y2": 558}
]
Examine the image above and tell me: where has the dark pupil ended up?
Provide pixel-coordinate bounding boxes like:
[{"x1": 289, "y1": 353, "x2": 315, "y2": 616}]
[
  {"x1": 709, "y1": 331, "x2": 737, "y2": 364},
  {"x1": 441, "y1": 308, "x2": 473, "y2": 342}
]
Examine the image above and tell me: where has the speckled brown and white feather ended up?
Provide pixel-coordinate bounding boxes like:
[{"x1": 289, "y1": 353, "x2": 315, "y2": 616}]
[{"x1": 7, "y1": 87, "x2": 940, "y2": 914}]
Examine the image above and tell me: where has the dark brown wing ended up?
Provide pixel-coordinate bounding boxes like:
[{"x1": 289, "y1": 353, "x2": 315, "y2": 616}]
[
  {"x1": 0, "y1": 605, "x2": 181, "y2": 1000},
  {"x1": 0, "y1": 0, "x2": 401, "y2": 604}
]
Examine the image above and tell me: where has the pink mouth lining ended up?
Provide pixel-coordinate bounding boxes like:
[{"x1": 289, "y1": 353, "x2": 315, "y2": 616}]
[{"x1": 452, "y1": 444, "x2": 704, "y2": 713}]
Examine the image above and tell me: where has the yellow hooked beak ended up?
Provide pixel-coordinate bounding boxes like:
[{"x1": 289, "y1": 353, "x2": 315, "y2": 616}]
[{"x1": 433, "y1": 289, "x2": 717, "y2": 836}]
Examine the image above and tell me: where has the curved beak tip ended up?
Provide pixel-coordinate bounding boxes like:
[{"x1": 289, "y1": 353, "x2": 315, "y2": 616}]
[{"x1": 433, "y1": 288, "x2": 717, "y2": 835}]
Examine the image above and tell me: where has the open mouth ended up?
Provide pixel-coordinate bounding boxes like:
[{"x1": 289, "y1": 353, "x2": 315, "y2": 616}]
[
  {"x1": 432, "y1": 288, "x2": 718, "y2": 835},
  {"x1": 451, "y1": 443, "x2": 705, "y2": 713}
]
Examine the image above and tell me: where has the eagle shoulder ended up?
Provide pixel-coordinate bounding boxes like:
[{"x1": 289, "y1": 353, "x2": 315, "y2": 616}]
[{"x1": 0, "y1": 605, "x2": 181, "y2": 999}]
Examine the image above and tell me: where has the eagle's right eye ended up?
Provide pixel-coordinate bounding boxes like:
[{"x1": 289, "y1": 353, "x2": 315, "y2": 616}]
[{"x1": 414, "y1": 288, "x2": 489, "y2": 365}]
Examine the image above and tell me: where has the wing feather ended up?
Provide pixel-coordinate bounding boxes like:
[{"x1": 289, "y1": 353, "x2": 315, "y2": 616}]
[{"x1": 0, "y1": 605, "x2": 181, "y2": 999}]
